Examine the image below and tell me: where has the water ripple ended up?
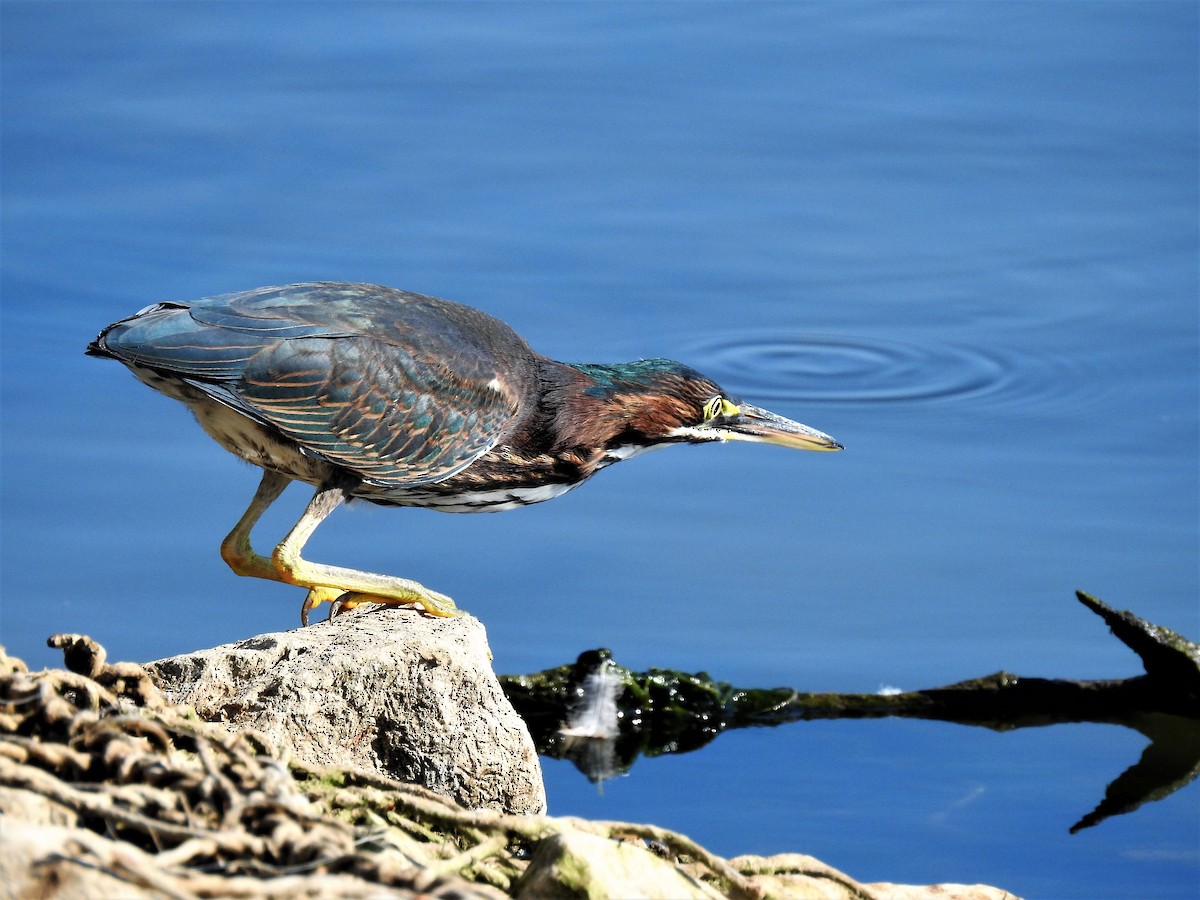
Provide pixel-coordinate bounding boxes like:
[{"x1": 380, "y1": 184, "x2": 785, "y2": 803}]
[{"x1": 678, "y1": 331, "x2": 1098, "y2": 411}]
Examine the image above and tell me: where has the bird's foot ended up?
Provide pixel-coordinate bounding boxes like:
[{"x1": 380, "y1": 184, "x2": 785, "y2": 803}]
[
  {"x1": 300, "y1": 587, "x2": 343, "y2": 625},
  {"x1": 300, "y1": 584, "x2": 459, "y2": 626}
]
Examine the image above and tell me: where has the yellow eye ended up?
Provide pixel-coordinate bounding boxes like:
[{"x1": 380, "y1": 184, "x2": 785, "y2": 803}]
[{"x1": 703, "y1": 396, "x2": 740, "y2": 422}]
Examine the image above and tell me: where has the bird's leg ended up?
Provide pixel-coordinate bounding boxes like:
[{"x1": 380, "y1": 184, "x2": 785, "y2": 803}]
[
  {"x1": 220, "y1": 470, "x2": 292, "y2": 581},
  {"x1": 271, "y1": 477, "x2": 459, "y2": 625}
]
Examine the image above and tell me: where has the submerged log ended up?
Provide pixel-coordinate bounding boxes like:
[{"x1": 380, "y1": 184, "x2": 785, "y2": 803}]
[{"x1": 500, "y1": 591, "x2": 1200, "y2": 831}]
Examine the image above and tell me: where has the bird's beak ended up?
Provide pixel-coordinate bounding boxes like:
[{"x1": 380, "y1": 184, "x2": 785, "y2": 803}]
[{"x1": 719, "y1": 403, "x2": 843, "y2": 451}]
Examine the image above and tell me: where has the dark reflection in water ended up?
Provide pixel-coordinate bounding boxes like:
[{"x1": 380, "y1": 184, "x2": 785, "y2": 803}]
[
  {"x1": 1070, "y1": 714, "x2": 1200, "y2": 834},
  {"x1": 537, "y1": 684, "x2": 1200, "y2": 837}
]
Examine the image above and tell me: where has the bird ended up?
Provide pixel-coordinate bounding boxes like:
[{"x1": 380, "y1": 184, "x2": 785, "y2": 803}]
[{"x1": 88, "y1": 282, "x2": 842, "y2": 624}]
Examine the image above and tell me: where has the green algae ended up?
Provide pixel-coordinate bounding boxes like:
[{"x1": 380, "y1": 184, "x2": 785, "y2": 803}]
[{"x1": 500, "y1": 591, "x2": 1200, "y2": 829}]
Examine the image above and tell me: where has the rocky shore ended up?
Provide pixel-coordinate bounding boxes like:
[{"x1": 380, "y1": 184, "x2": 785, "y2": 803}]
[{"x1": 0, "y1": 610, "x2": 1019, "y2": 899}]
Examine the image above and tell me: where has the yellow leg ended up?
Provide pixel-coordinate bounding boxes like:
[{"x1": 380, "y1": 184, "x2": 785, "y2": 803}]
[
  {"x1": 273, "y1": 480, "x2": 459, "y2": 624},
  {"x1": 220, "y1": 470, "x2": 291, "y2": 580},
  {"x1": 220, "y1": 471, "x2": 458, "y2": 625}
]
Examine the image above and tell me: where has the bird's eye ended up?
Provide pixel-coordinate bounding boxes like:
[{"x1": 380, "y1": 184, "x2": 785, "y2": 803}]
[{"x1": 703, "y1": 396, "x2": 740, "y2": 423}]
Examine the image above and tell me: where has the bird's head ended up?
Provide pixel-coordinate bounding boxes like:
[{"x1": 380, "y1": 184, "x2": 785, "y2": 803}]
[{"x1": 571, "y1": 359, "x2": 842, "y2": 454}]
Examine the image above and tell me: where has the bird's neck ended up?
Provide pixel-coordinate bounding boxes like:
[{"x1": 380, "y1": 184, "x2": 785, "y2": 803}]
[
  {"x1": 531, "y1": 361, "x2": 670, "y2": 455},
  {"x1": 437, "y1": 360, "x2": 666, "y2": 495}
]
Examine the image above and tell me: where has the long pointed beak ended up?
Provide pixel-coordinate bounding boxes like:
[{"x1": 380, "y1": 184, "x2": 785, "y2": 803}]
[{"x1": 720, "y1": 403, "x2": 843, "y2": 451}]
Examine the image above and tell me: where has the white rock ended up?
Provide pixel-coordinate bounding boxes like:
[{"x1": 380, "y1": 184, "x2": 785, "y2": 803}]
[{"x1": 146, "y1": 606, "x2": 545, "y2": 815}]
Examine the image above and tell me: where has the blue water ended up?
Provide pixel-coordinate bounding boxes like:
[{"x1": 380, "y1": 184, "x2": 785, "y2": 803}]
[{"x1": 2, "y1": 3, "x2": 1196, "y2": 897}]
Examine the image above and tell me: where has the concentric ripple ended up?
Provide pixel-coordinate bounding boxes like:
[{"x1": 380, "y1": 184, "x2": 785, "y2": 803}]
[{"x1": 677, "y1": 331, "x2": 1099, "y2": 410}]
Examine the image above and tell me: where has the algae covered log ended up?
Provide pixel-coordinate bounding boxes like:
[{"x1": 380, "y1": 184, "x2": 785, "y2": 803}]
[{"x1": 500, "y1": 591, "x2": 1200, "y2": 831}]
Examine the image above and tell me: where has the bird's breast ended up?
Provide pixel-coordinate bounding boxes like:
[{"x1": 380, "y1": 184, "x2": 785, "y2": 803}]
[
  {"x1": 355, "y1": 480, "x2": 581, "y2": 512},
  {"x1": 351, "y1": 440, "x2": 604, "y2": 511}
]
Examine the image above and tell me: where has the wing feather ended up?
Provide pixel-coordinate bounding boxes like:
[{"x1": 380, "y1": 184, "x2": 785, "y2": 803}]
[
  {"x1": 94, "y1": 283, "x2": 533, "y2": 486},
  {"x1": 238, "y1": 336, "x2": 515, "y2": 485}
]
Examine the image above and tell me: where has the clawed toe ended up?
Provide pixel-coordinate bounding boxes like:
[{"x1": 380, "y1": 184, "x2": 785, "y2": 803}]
[{"x1": 300, "y1": 585, "x2": 459, "y2": 626}]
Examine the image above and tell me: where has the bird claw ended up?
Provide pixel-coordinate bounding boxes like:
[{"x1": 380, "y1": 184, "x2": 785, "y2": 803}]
[
  {"x1": 300, "y1": 587, "x2": 342, "y2": 626},
  {"x1": 300, "y1": 585, "x2": 459, "y2": 626}
]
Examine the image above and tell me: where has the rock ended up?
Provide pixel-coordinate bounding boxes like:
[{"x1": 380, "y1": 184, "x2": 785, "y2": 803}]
[
  {"x1": 864, "y1": 884, "x2": 1021, "y2": 899},
  {"x1": 0, "y1": 785, "x2": 76, "y2": 827},
  {"x1": 0, "y1": 820, "x2": 161, "y2": 899},
  {"x1": 145, "y1": 606, "x2": 546, "y2": 815},
  {"x1": 728, "y1": 852, "x2": 877, "y2": 898},
  {"x1": 515, "y1": 831, "x2": 726, "y2": 900},
  {"x1": 515, "y1": 842, "x2": 1026, "y2": 900},
  {"x1": 728, "y1": 854, "x2": 1024, "y2": 899}
]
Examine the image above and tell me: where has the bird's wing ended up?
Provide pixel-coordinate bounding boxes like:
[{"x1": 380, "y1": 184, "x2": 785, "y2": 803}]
[
  {"x1": 235, "y1": 334, "x2": 516, "y2": 486},
  {"x1": 96, "y1": 285, "x2": 525, "y2": 486}
]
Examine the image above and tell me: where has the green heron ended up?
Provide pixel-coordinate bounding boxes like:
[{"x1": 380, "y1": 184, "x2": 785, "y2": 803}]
[{"x1": 88, "y1": 282, "x2": 841, "y2": 624}]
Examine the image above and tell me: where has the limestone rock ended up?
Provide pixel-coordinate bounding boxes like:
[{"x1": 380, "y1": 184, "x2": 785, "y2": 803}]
[
  {"x1": 865, "y1": 884, "x2": 1022, "y2": 899},
  {"x1": 0, "y1": 820, "x2": 160, "y2": 899},
  {"x1": 515, "y1": 830, "x2": 726, "y2": 900},
  {"x1": 0, "y1": 785, "x2": 77, "y2": 827},
  {"x1": 729, "y1": 854, "x2": 1023, "y2": 899},
  {"x1": 727, "y1": 852, "x2": 876, "y2": 898},
  {"x1": 145, "y1": 607, "x2": 545, "y2": 815}
]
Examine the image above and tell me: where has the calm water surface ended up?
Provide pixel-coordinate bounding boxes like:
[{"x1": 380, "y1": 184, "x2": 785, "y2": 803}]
[{"x1": 2, "y1": 4, "x2": 1197, "y2": 898}]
